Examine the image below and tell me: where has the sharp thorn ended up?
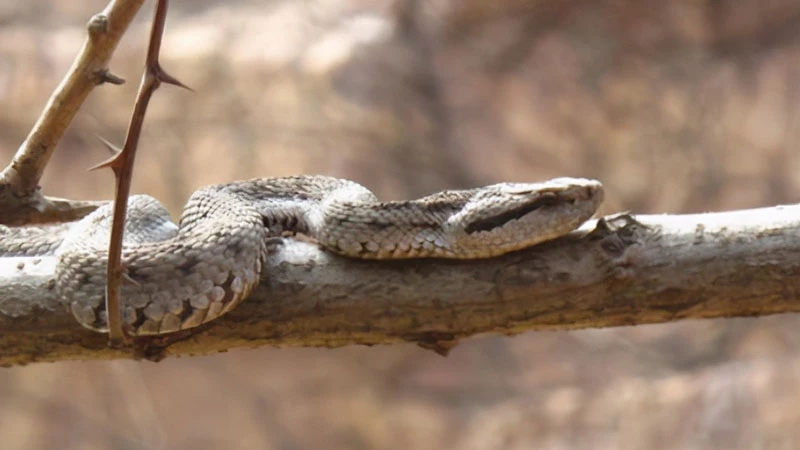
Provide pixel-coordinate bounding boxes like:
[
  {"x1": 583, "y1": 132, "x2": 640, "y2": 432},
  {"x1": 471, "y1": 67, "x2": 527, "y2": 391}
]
[
  {"x1": 156, "y1": 66, "x2": 193, "y2": 92},
  {"x1": 95, "y1": 135, "x2": 123, "y2": 155},
  {"x1": 93, "y1": 68, "x2": 126, "y2": 86},
  {"x1": 88, "y1": 152, "x2": 124, "y2": 172}
]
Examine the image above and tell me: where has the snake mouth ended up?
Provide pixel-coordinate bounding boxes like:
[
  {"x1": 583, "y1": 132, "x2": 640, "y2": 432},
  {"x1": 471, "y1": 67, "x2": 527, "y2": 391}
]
[{"x1": 464, "y1": 192, "x2": 571, "y2": 234}]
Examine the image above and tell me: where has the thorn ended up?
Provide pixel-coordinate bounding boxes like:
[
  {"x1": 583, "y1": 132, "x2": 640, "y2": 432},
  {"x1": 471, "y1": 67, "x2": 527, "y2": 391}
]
[
  {"x1": 88, "y1": 151, "x2": 124, "y2": 172},
  {"x1": 88, "y1": 136, "x2": 125, "y2": 172},
  {"x1": 94, "y1": 68, "x2": 126, "y2": 86},
  {"x1": 95, "y1": 135, "x2": 122, "y2": 155},
  {"x1": 154, "y1": 64, "x2": 193, "y2": 92}
]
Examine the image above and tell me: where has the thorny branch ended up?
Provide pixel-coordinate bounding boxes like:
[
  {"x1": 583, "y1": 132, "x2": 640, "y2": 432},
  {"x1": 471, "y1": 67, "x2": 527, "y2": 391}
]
[
  {"x1": 0, "y1": 0, "x2": 146, "y2": 226},
  {"x1": 92, "y1": 0, "x2": 190, "y2": 346}
]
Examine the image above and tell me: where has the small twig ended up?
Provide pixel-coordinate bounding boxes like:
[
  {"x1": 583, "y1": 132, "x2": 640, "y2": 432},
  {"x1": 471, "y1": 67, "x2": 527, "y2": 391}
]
[
  {"x1": 96, "y1": 0, "x2": 189, "y2": 346},
  {"x1": 0, "y1": 0, "x2": 145, "y2": 225}
]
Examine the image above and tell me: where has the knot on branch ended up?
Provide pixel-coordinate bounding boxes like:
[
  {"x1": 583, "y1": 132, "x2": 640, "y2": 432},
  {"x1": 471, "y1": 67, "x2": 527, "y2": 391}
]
[
  {"x1": 87, "y1": 13, "x2": 110, "y2": 40},
  {"x1": 591, "y1": 213, "x2": 649, "y2": 257}
]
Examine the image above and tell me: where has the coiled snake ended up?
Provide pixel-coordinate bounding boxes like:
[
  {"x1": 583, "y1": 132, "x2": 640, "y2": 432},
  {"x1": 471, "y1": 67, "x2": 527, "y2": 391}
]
[{"x1": 0, "y1": 176, "x2": 603, "y2": 335}]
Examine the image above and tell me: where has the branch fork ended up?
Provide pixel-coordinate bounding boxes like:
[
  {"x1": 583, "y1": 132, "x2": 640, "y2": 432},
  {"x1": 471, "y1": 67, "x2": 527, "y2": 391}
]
[{"x1": 0, "y1": 0, "x2": 188, "y2": 351}]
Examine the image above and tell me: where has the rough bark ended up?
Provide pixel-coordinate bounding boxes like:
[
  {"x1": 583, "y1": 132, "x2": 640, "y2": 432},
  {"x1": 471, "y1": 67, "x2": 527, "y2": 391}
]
[{"x1": 1, "y1": 205, "x2": 799, "y2": 366}]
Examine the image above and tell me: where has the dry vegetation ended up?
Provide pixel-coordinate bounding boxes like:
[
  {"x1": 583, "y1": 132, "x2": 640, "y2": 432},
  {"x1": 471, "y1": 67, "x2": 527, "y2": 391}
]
[{"x1": 2, "y1": 0, "x2": 800, "y2": 448}]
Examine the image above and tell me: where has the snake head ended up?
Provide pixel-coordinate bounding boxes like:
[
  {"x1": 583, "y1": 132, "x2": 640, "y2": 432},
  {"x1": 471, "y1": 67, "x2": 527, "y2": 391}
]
[{"x1": 450, "y1": 177, "x2": 604, "y2": 257}]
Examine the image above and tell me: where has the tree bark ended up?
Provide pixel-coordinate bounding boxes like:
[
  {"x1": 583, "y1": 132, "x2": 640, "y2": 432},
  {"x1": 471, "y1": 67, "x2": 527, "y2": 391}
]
[{"x1": 2, "y1": 205, "x2": 800, "y2": 366}]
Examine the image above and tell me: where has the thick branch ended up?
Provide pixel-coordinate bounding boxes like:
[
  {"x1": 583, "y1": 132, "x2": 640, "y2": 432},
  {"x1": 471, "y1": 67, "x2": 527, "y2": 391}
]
[
  {"x1": 1, "y1": 205, "x2": 800, "y2": 366},
  {"x1": 0, "y1": 0, "x2": 145, "y2": 226}
]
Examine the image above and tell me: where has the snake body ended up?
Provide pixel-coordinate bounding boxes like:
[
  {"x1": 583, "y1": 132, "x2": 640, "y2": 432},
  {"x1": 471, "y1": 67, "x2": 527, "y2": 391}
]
[{"x1": 0, "y1": 176, "x2": 603, "y2": 335}]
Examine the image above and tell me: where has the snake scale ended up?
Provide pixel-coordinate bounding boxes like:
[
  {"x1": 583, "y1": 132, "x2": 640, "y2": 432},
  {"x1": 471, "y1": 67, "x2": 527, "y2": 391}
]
[{"x1": 0, "y1": 176, "x2": 603, "y2": 335}]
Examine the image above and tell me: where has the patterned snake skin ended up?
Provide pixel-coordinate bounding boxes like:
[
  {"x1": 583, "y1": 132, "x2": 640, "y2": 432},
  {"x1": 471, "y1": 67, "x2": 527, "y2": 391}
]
[{"x1": 0, "y1": 176, "x2": 603, "y2": 335}]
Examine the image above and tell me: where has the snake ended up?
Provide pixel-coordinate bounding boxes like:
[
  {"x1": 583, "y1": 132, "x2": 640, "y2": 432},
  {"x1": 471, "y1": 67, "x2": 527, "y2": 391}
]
[{"x1": 0, "y1": 176, "x2": 603, "y2": 335}]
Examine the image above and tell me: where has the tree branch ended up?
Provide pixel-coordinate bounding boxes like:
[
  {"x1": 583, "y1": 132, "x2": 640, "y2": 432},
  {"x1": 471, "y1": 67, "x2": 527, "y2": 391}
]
[
  {"x1": 94, "y1": 0, "x2": 189, "y2": 345},
  {"x1": 2, "y1": 204, "x2": 800, "y2": 366},
  {"x1": 0, "y1": 0, "x2": 145, "y2": 226}
]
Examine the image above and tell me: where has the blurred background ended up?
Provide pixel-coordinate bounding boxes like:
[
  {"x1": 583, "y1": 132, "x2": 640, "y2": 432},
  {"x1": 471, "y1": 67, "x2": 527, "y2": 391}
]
[{"x1": 2, "y1": 0, "x2": 800, "y2": 448}]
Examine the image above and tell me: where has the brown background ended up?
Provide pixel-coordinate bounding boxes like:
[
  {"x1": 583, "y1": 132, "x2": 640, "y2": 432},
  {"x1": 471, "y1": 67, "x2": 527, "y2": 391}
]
[{"x1": 2, "y1": 1, "x2": 800, "y2": 448}]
